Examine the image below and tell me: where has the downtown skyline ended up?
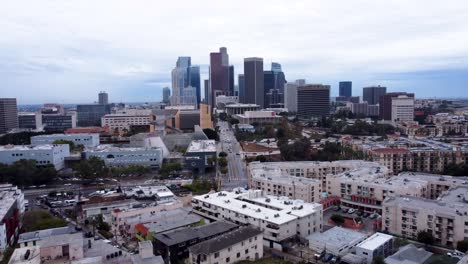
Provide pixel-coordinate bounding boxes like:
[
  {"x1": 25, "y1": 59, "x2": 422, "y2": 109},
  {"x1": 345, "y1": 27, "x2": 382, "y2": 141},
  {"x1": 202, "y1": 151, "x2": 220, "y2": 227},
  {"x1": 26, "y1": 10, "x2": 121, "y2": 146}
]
[{"x1": 1, "y1": 0, "x2": 468, "y2": 104}]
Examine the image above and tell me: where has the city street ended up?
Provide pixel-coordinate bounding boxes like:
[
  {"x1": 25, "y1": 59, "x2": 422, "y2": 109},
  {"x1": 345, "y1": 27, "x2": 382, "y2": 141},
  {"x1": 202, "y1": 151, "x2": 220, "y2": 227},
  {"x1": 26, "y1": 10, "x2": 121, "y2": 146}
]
[{"x1": 217, "y1": 120, "x2": 249, "y2": 191}]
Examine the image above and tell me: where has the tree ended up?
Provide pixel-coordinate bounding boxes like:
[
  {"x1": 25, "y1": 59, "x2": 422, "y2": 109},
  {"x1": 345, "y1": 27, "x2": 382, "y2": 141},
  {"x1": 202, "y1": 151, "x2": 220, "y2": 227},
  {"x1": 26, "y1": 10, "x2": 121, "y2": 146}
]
[
  {"x1": 53, "y1": 139, "x2": 76, "y2": 151},
  {"x1": 74, "y1": 156, "x2": 108, "y2": 180},
  {"x1": 417, "y1": 230, "x2": 434, "y2": 245},
  {"x1": 330, "y1": 214, "x2": 345, "y2": 225},
  {"x1": 255, "y1": 155, "x2": 267, "y2": 162},
  {"x1": 203, "y1": 128, "x2": 219, "y2": 141},
  {"x1": 229, "y1": 118, "x2": 240, "y2": 125},
  {"x1": 22, "y1": 211, "x2": 67, "y2": 232},
  {"x1": 218, "y1": 157, "x2": 228, "y2": 167},
  {"x1": 218, "y1": 152, "x2": 228, "y2": 157},
  {"x1": 457, "y1": 240, "x2": 468, "y2": 253},
  {"x1": 159, "y1": 162, "x2": 183, "y2": 178},
  {"x1": 0, "y1": 160, "x2": 57, "y2": 187},
  {"x1": 372, "y1": 256, "x2": 386, "y2": 264},
  {"x1": 219, "y1": 112, "x2": 228, "y2": 121},
  {"x1": 220, "y1": 167, "x2": 228, "y2": 175}
]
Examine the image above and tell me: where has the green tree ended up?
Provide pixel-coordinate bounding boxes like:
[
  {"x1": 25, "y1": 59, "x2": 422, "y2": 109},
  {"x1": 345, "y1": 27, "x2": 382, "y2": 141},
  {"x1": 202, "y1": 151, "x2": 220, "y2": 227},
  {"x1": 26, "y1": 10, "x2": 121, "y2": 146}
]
[
  {"x1": 255, "y1": 155, "x2": 267, "y2": 162},
  {"x1": 218, "y1": 151, "x2": 228, "y2": 157},
  {"x1": 229, "y1": 118, "x2": 240, "y2": 125},
  {"x1": 22, "y1": 211, "x2": 67, "y2": 232},
  {"x1": 53, "y1": 139, "x2": 76, "y2": 151},
  {"x1": 74, "y1": 156, "x2": 108, "y2": 180},
  {"x1": 330, "y1": 214, "x2": 345, "y2": 225},
  {"x1": 218, "y1": 157, "x2": 228, "y2": 167},
  {"x1": 372, "y1": 256, "x2": 386, "y2": 264},
  {"x1": 219, "y1": 112, "x2": 228, "y2": 121},
  {"x1": 159, "y1": 162, "x2": 183, "y2": 178},
  {"x1": 417, "y1": 230, "x2": 434, "y2": 245},
  {"x1": 203, "y1": 128, "x2": 219, "y2": 141},
  {"x1": 457, "y1": 240, "x2": 468, "y2": 253}
]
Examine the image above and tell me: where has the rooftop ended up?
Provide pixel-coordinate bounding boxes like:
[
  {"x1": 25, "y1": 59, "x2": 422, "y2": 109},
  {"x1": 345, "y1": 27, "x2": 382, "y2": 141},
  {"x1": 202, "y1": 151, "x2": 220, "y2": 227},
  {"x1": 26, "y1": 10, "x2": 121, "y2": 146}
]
[
  {"x1": 0, "y1": 144, "x2": 65, "y2": 151},
  {"x1": 186, "y1": 140, "x2": 216, "y2": 153},
  {"x1": 307, "y1": 226, "x2": 367, "y2": 250},
  {"x1": 0, "y1": 187, "x2": 23, "y2": 220},
  {"x1": 385, "y1": 244, "x2": 433, "y2": 264},
  {"x1": 31, "y1": 133, "x2": 98, "y2": 138},
  {"x1": 193, "y1": 189, "x2": 322, "y2": 225},
  {"x1": 356, "y1": 232, "x2": 393, "y2": 251},
  {"x1": 189, "y1": 226, "x2": 263, "y2": 255},
  {"x1": 225, "y1": 103, "x2": 260, "y2": 108},
  {"x1": 87, "y1": 144, "x2": 161, "y2": 152},
  {"x1": 8, "y1": 246, "x2": 41, "y2": 264},
  {"x1": 19, "y1": 226, "x2": 75, "y2": 243},
  {"x1": 154, "y1": 221, "x2": 238, "y2": 246},
  {"x1": 41, "y1": 232, "x2": 83, "y2": 248},
  {"x1": 140, "y1": 213, "x2": 202, "y2": 234}
]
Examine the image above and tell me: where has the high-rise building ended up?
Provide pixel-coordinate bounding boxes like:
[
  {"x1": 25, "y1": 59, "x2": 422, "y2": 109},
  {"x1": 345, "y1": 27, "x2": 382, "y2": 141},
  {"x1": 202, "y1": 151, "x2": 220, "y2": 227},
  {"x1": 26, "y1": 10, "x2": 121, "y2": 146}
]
[
  {"x1": 363, "y1": 86, "x2": 386, "y2": 105},
  {"x1": 263, "y1": 63, "x2": 286, "y2": 108},
  {"x1": 98, "y1": 91, "x2": 109, "y2": 105},
  {"x1": 238, "y1": 74, "x2": 245, "y2": 103},
  {"x1": 171, "y1": 57, "x2": 199, "y2": 108},
  {"x1": 189, "y1": 66, "x2": 201, "y2": 105},
  {"x1": 244, "y1": 57, "x2": 264, "y2": 108},
  {"x1": 339, "y1": 81, "x2": 352, "y2": 97},
  {"x1": 271, "y1": 62, "x2": 282, "y2": 73},
  {"x1": 0, "y1": 98, "x2": 18, "y2": 133},
  {"x1": 162, "y1": 87, "x2": 171, "y2": 104},
  {"x1": 209, "y1": 47, "x2": 233, "y2": 107},
  {"x1": 297, "y1": 84, "x2": 330, "y2": 118},
  {"x1": 77, "y1": 104, "x2": 111, "y2": 127},
  {"x1": 391, "y1": 95, "x2": 415, "y2": 123},
  {"x1": 284, "y1": 79, "x2": 305, "y2": 113},
  {"x1": 379, "y1": 92, "x2": 415, "y2": 120},
  {"x1": 204, "y1": 80, "x2": 209, "y2": 105}
]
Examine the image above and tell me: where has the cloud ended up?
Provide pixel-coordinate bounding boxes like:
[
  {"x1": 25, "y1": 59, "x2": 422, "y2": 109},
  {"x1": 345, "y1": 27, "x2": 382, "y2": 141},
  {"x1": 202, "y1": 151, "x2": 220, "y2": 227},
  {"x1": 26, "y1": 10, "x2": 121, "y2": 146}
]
[{"x1": 1, "y1": 0, "x2": 468, "y2": 103}]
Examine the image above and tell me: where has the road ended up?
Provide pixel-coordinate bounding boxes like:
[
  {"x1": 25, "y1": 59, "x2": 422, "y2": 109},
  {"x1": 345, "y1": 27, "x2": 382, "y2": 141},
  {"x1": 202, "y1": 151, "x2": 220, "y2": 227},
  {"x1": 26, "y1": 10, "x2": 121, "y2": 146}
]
[{"x1": 217, "y1": 120, "x2": 249, "y2": 191}]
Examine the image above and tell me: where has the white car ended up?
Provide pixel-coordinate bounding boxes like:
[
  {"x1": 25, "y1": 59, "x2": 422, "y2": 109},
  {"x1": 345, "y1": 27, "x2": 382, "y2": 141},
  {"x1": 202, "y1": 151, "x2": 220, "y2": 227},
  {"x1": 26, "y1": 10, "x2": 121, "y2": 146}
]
[{"x1": 348, "y1": 208, "x2": 356, "y2": 214}]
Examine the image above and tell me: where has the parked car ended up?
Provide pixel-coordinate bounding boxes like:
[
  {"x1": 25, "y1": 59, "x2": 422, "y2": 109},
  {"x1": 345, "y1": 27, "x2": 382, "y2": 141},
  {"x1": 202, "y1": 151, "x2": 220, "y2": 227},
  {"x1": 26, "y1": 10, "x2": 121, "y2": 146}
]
[
  {"x1": 348, "y1": 208, "x2": 356, "y2": 214},
  {"x1": 330, "y1": 256, "x2": 340, "y2": 263},
  {"x1": 321, "y1": 253, "x2": 334, "y2": 263},
  {"x1": 356, "y1": 210, "x2": 364, "y2": 216},
  {"x1": 333, "y1": 206, "x2": 341, "y2": 211}
]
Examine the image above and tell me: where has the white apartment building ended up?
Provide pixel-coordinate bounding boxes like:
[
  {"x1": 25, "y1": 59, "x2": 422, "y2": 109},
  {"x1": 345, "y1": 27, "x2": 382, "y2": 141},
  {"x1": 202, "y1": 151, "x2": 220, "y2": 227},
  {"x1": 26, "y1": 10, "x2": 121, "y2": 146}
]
[
  {"x1": 355, "y1": 233, "x2": 394, "y2": 264},
  {"x1": 0, "y1": 185, "x2": 25, "y2": 254},
  {"x1": 249, "y1": 161, "x2": 322, "y2": 203},
  {"x1": 391, "y1": 95, "x2": 414, "y2": 123},
  {"x1": 101, "y1": 113, "x2": 152, "y2": 131},
  {"x1": 31, "y1": 133, "x2": 100, "y2": 148},
  {"x1": 84, "y1": 145, "x2": 163, "y2": 168},
  {"x1": 383, "y1": 186, "x2": 468, "y2": 248},
  {"x1": 191, "y1": 189, "x2": 323, "y2": 250},
  {"x1": 0, "y1": 144, "x2": 70, "y2": 170},
  {"x1": 189, "y1": 226, "x2": 264, "y2": 264}
]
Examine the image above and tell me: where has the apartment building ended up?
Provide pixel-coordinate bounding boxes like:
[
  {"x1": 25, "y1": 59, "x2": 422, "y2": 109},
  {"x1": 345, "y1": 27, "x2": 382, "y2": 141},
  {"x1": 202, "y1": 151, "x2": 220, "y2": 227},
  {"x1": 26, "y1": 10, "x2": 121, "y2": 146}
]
[
  {"x1": 191, "y1": 189, "x2": 323, "y2": 250},
  {"x1": 0, "y1": 144, "x2": 70, "y2": 170},
  {"x1": 101, "y1": 113, "x2": 152, "y2": 131},
  {"x1": 355, "y1": 233, "x2": 394, "y2": 264},
  {"x1": 383, "y1": 186, "x2": 468, "y2": 248},
  {"x1": 188, "y1": 226, "x2": 264, "y2": 264}
]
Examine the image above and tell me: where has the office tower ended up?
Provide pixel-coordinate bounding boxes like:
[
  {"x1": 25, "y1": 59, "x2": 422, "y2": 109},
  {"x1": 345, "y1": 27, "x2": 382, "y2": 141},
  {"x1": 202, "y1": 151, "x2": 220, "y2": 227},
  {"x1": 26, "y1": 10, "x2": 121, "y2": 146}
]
[
  {"x1": 295, "y1": 79, "x2": 306, "y2": 86},
  {"x1": 391, "y1": 95, "x2": 415, "y2": 123},
  {"x1": 339, "y1": 81, "x2": 352, "y2": 97},
  {"x1": 244, "y1": 57, "x2": 264, "y2": 108},
  {"x1": 162, "y1": 87, "x2": 171, "y2": 104},
  {"x1": 271, "y1": 62, "x2": 282, "y2": 73},
  {"x1": 380, "y1": 92, "x2": 415, "y2": 120},
  {"x1": 284, "y1": 80, "x2": 304, "y2": 112},
  {"x1": 171, "y1": 56, "x2": 199, "y2": 108},
  {"x1": 264, "y1": 63, "x2": 286, "y2": 108},
  {"x1": 238, "y1": 74, "x2": 245, "y2": 103},
  {"x1": 0, "y1": 98, "x2": 18, "y2": 133},
  {"x1": 297, "y1": 84, "x2": 330, "y2": 118},
  {"x1": 98, "y1": 91, "x2": 109, "y2": 105},
  {"x1": 204, "y1": 80, "x2": 209, "y2": 105},
  {"x1": 229, "y1": 66, "x2": 235, "y2": 96},
  {"x1": 189, "y1": 66, "x2": 201, "y2": 105},
  {"x1": 209, "y1": 47, "x2": 231, "y2": 106},
  {"x1": 77, "y1": 104, "x2": 111, "y2": 127},
  {"x1": 363, "y1": 86, "x2": 386, "y2": 105}
]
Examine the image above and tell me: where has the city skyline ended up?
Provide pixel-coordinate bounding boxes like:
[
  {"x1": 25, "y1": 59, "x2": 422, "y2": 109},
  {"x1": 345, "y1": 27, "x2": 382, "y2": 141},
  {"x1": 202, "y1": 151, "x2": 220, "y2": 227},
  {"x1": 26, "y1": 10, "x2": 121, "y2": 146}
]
[{"x1": 2, "y1": 1, "x2": 468, "y2": 104}]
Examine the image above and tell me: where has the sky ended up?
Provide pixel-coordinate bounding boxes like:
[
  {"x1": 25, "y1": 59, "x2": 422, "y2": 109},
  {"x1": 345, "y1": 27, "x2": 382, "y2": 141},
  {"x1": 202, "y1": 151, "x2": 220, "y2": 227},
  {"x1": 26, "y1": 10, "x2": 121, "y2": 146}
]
[{"x1": 1, "y1": 0, "x2": 468, "y2": 104}]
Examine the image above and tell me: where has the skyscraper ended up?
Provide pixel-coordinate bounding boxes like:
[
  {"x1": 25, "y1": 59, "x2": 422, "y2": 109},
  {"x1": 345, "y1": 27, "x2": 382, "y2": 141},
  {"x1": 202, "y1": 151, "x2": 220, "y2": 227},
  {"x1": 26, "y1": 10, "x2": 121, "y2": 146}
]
[
  {"x1": 171, "y1": 56, "x2": 199, "y2": 108},
  {"x1": 284, "y1": 79, "x2": 304, "y2": 112},
  {"x1": 98, "y1": 91, "x2": 109, "y2": 105},
  {"x1": 189, "y1": 66, "x2": 201, "y2": 105},
  {"x1": 209, "y1": 47, "x2": 232, "y2": 106},
  {"x1": 162, "y1": 87, "x2": 171, "y2": 104},
  {"x1": 204, "y1": 80, "x2": 210, "y2": 105},
  {"x1": 363, "y1": 86, "x2": 386, "y2": 105},
  {"x1": 0, "y1": 98, "x2": 18, "y2": 133},
  {"x1": 229, "y1": 65, "x2": 235, "y2": 96},
  {"x1": 339, "y1": 81, "x2": 352, "y2": 97},
  {"x1": 238, "y1": 74, "x2": 245, "y2": 103},
  {"x1": 244, "y1": 58, "x2": 264, "y2": 108},
  {"x1": 297, "y1": 84, "x2": 330, "y2": 118}
]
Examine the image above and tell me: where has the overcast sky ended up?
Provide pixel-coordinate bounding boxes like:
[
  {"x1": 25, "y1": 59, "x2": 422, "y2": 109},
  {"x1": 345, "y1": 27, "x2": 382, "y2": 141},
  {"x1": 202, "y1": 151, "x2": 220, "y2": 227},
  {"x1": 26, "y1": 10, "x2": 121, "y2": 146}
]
[{"x1": 1, "y1": 0, "x2": 468, "y2": 104}]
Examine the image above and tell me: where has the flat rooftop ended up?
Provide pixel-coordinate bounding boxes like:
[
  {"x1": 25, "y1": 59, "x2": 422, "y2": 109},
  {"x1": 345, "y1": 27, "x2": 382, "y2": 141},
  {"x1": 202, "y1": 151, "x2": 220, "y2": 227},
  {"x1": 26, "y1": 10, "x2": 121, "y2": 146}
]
[
  {"x1": 186, "y1": 140, "x2": 216, "y2": 153},
  {"x1": 357, "y1": 232, "x2": 393, "y2": 251},
  {"x1": 19, "y1": 226, "x2": 74, "y2": 243},
  {"x1": 193, "y1": 189, "x2": 322, "y2": 225},
  {"x1": 0, "y1": 188, "x2": 22, "y2": 220},
  {"x1": 87, "y1": 144, "x2": 161, "y2": 152},
  {"x1": 0, "y1": 144, "x2": 62, "y2": 151},
  {"x1": 32, "y1": 133, "x2": 98, "y2": 138},
  {"x1": 307, "y1": 226, "x2": 367, "y2": 250}
]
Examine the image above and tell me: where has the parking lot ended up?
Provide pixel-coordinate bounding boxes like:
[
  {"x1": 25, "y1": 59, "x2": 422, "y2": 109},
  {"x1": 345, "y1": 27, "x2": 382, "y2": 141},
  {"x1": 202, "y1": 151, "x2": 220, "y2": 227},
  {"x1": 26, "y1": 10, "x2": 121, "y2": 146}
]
[{"x1": 323, "y1": 206, "x2": 380, "y2": 234}]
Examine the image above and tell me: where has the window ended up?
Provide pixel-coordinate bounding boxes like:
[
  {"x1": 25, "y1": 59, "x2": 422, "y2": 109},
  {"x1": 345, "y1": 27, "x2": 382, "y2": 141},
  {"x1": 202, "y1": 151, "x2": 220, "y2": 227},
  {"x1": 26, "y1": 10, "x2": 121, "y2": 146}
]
[
  {"x1": 237, "y1": 252, "x2": 241, "y2": 258},
  {"x1": 226, "y1": 257, "x2": 230, "y2": 263},
  {"x1": 214, "y1": 252, "x2": 219, "y2": 258},
  {"x1": 245, "y1": 249, "x2": 249, "y2": 254},
  {"x1": 228, "y1": 247, "x2": 231, "y2": 252}
]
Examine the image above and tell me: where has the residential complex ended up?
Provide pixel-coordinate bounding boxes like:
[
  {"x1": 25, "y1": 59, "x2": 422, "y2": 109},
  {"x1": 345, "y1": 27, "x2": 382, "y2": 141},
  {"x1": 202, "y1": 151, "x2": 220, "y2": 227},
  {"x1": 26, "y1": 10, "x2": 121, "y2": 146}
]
[
  {"x1": 192, "y1": 189, "x2": 323, "y2": 249},
  {"x1": 0, "y1": 144, "x2": 70, "y2": 170}
]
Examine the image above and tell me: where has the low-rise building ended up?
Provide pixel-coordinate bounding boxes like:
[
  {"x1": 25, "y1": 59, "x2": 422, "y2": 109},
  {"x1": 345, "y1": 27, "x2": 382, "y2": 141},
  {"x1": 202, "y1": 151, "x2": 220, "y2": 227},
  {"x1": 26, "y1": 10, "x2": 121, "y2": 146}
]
[
  {"x1": 307, "y1": 227, "x2": 368, "y2": 257},
  {"x1": 384, "y1": 244, "x2": 433, "y2": 264},
  {"x1": 225, "y1": 104, "x2": 260, "y2": 115},
  {"x1": 192, "y1": 189, "x2": 323, "y2": 249},
  {"x1": 0, "y1": 144, "x2": 70, "y2": 170},
  {"x1": 18, "y1": 227, "x2": 74, "y2": 248},
  {"x1": 383, "y1": 186, "x2": 468, "y2": 248},
  {"x1": 153, "y1": 221, "x2": 238, "y2": 264},
  {"x1": 123, "y1": 186, "x2": 175, "y2": 202},
  {"x1": 235, "y1": 110, "x2": 282, "y2": 125},
  {"x1": 355, "y1": 233, "x2": 394, "y2": 264},
  {"x1": 185, "y1": 140, "x2": 217, "y2": 174},
  {"x1": 0, "y1": 185, "x2": 25, "y2": 254},
  {"x1": 31, "y1": 133, "x2": 100, "y2": 148},
  {"x1": 18, "y1": 112, "x2": 42, "y2": 130},
  {"x1": 79, "y1": 199, "x2": 140, "y2": 222},
  {"x1": 135, "y1": 213, "x2": 202, "y2": 241},
  {"x1": 101, "y1": 113, "x2": 152, "y2": 132},
  {"x1": 188, "y1": 226, "x2": 263, "y2": 264},
  {"x1": 84, "y1": 145, "x2": 163, "y2": 168},
  {"x1": 42, "y1": 113, "x2": 76, "y2": 132}
]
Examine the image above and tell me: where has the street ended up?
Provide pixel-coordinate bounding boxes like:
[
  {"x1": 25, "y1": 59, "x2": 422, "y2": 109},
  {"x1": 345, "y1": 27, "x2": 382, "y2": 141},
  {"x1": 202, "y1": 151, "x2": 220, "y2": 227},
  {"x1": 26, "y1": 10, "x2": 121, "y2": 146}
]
[{"x1": 217, "y1": 120, "x2": 249, "y2": 191}]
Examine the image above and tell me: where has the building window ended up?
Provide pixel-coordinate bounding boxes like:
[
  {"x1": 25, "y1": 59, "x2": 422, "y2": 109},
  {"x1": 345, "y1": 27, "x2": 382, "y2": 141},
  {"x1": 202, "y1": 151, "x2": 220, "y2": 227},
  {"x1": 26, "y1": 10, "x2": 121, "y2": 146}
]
[
  {"x1": 226, "y1": 257, "x2": 230, "y2": 263},
  {"x1": 214, "y1": 252, "x2": 219, "y2": 258},
  {"x1": 237, "y1": 252, "x2": 241, "y2": 258},
  {"x1": 245, "y1": 249, "x2": 249, "y2": 254}
]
